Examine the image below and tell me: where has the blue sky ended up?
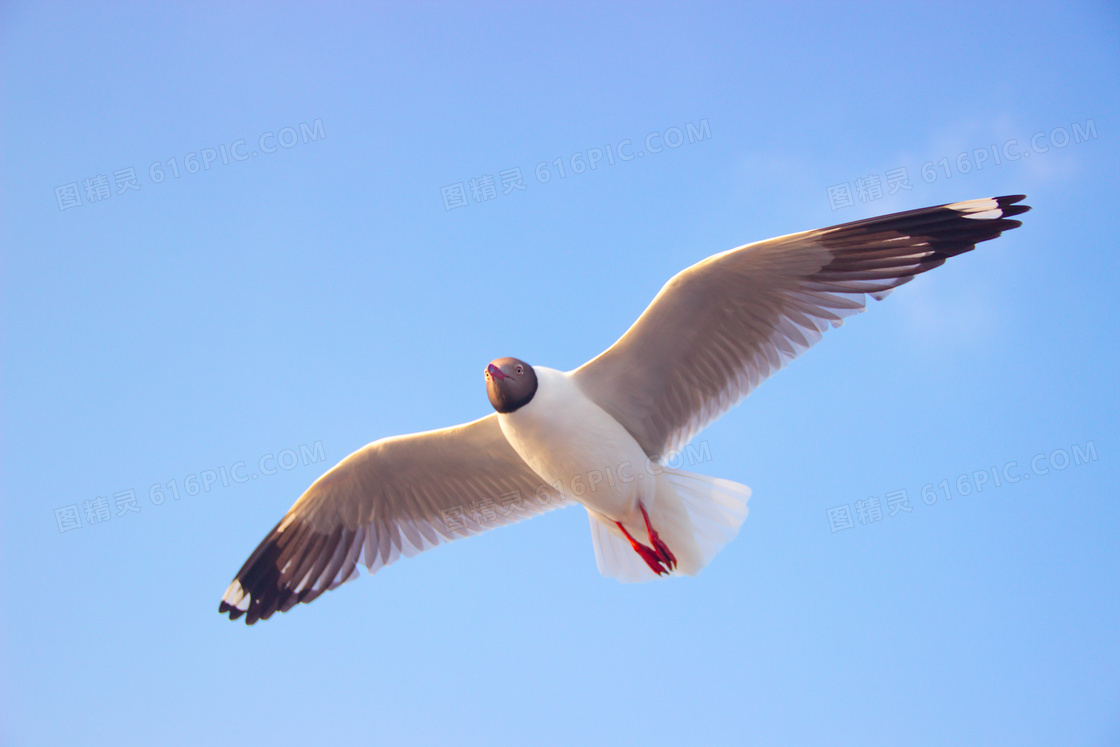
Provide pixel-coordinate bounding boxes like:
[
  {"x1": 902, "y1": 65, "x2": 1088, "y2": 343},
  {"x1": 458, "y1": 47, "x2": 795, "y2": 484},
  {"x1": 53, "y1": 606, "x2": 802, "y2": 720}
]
[{"x1": 2, "y1": 2, "x2": 1118, "y2": 745}]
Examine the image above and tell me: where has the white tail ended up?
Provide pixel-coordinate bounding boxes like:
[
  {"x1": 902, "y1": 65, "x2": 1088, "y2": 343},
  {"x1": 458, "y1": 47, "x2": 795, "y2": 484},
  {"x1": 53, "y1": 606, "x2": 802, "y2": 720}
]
[{"x1": 589, "y1": 468, "x2": 750, "y2": 582}]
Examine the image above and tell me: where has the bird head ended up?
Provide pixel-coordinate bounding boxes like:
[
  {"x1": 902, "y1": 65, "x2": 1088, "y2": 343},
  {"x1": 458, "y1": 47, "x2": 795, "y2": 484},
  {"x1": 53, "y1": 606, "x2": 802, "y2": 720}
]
[{"x1": 485, "y1": 357, "x2": 538, "y2": 413}]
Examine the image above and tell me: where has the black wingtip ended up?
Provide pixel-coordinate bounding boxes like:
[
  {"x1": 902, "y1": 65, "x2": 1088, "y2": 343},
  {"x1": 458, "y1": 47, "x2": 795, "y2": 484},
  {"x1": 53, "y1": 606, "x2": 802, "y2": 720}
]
[
  {"x1": 994, "y1": 194, "x2": 1030, "y2": 217},
  {"x1": 218, "y1": 599, "x2": 248, "y2": 622},
  {"x1": 216, "y1": 600, "x2": 247, "y2": 622},
  {"x1": 218, "y1": 515, "x2": 362, "y2": 625}
]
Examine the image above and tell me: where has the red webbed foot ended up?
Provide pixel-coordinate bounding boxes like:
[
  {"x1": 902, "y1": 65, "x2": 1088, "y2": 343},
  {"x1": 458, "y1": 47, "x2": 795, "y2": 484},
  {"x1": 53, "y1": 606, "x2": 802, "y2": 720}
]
[
  {"x1": 614, "y1": 520, "x2": 672, "y2": 575},
  {"x1": 640, "y1": 504, "x2": 677, "y2": 571},
  {"x1": 615, "y1": 504, "x2": 678, "y2": 576}
]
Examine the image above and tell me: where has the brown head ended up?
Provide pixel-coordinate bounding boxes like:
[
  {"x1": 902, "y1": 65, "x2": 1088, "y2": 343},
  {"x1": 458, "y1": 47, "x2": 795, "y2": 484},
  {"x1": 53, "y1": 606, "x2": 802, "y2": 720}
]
[{"x1": 485, "y1": 357, "x2": 538, "y2": 414}]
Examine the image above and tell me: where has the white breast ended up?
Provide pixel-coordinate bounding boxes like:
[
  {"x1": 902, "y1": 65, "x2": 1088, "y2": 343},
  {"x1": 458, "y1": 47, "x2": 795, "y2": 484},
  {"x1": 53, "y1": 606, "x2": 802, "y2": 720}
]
[{"x1": 497, "y1": 367, "x2": 652, "y2": 520}]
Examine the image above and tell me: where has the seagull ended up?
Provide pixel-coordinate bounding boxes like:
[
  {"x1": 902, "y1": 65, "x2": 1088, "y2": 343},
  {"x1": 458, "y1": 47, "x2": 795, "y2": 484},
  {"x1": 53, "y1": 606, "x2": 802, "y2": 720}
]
[{"x1": 220, "y1": 195, "x2": 1029, "y2": 624}]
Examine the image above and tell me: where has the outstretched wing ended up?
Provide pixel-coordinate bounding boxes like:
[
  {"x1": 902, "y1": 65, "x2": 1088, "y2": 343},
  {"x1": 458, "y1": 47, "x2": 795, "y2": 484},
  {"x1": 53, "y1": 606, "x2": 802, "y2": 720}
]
[
  {"x1": 220, "y1": 414, "x2": 566, "y2": 624},
  {"x1": 573, "y1": 196, "x2": 1030, "y2": 457}
]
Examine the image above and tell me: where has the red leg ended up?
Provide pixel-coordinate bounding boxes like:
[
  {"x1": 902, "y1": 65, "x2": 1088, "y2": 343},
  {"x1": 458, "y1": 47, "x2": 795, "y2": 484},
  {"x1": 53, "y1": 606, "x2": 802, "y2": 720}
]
[
  {"x1": 640, "y1": 504, "x2": 677, "y2": 571},
  {"x1": 615, "y1": 520, "x2": 672, "y2": 576}
]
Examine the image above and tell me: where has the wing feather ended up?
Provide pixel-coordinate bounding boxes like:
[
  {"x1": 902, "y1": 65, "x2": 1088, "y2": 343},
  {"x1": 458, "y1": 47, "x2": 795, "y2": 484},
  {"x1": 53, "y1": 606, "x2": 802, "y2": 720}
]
[
  {"x1": 573, "y1": 196, "x2": 1029, "y2": 457},
  {"x1": 219, "y1": 414, "x2": 567, "y2": 624}
]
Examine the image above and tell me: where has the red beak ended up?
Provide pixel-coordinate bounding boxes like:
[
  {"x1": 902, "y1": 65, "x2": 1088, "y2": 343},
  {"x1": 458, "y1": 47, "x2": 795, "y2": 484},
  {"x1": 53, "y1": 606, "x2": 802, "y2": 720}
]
[{"x1": 487, "y1": 363, "x2": 510, "y2": 381}]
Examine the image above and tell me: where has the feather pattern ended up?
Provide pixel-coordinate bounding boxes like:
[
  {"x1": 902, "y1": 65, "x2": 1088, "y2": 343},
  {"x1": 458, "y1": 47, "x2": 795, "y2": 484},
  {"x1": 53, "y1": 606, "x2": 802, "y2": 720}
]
[
  {"x1": 572, "y1": 196, "x2": 1029, "y2": 457},
  {"x1": 220, "y1": 415, "x2": 569, "y2": 624}
]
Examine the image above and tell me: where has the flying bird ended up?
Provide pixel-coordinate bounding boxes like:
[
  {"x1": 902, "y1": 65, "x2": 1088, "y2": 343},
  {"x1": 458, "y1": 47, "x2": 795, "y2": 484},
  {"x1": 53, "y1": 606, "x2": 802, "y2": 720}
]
[{"x1": 220, "y1": 195, "x2": 1029, "y2": 624}]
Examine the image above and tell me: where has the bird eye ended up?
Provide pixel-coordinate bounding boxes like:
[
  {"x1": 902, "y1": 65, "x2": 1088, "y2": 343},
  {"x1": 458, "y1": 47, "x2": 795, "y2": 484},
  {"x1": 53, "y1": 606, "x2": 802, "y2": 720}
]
[
  {"x1": 515, "y1": 365, "x2": 524, "y2": 375},
  {"x1": 484, "y1": 370, "x2": 491, "y2": 380}
]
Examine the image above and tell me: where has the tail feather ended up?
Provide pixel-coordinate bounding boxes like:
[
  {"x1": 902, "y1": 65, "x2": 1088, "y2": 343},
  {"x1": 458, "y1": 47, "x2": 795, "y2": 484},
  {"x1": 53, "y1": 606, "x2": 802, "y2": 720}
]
[
  {"x1": 589, "y1": 468, "x2": 750, "y2": 583},
  {"x1": 666, "y1": 469, "x2": 750, "y2": 567}
]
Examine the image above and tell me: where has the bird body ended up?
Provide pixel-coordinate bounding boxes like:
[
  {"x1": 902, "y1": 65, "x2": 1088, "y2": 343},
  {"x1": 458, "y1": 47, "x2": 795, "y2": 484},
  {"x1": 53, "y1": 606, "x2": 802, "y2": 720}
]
[
  {"x1": 220, "y1": 195, "x2": 1030, "y2": 624},
  {"x1": 497, "y1": 366, "x2": 653, "y2": 525},
  {"x1": 496, "y1": 365, "x2": 721, "y2": 578}
]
